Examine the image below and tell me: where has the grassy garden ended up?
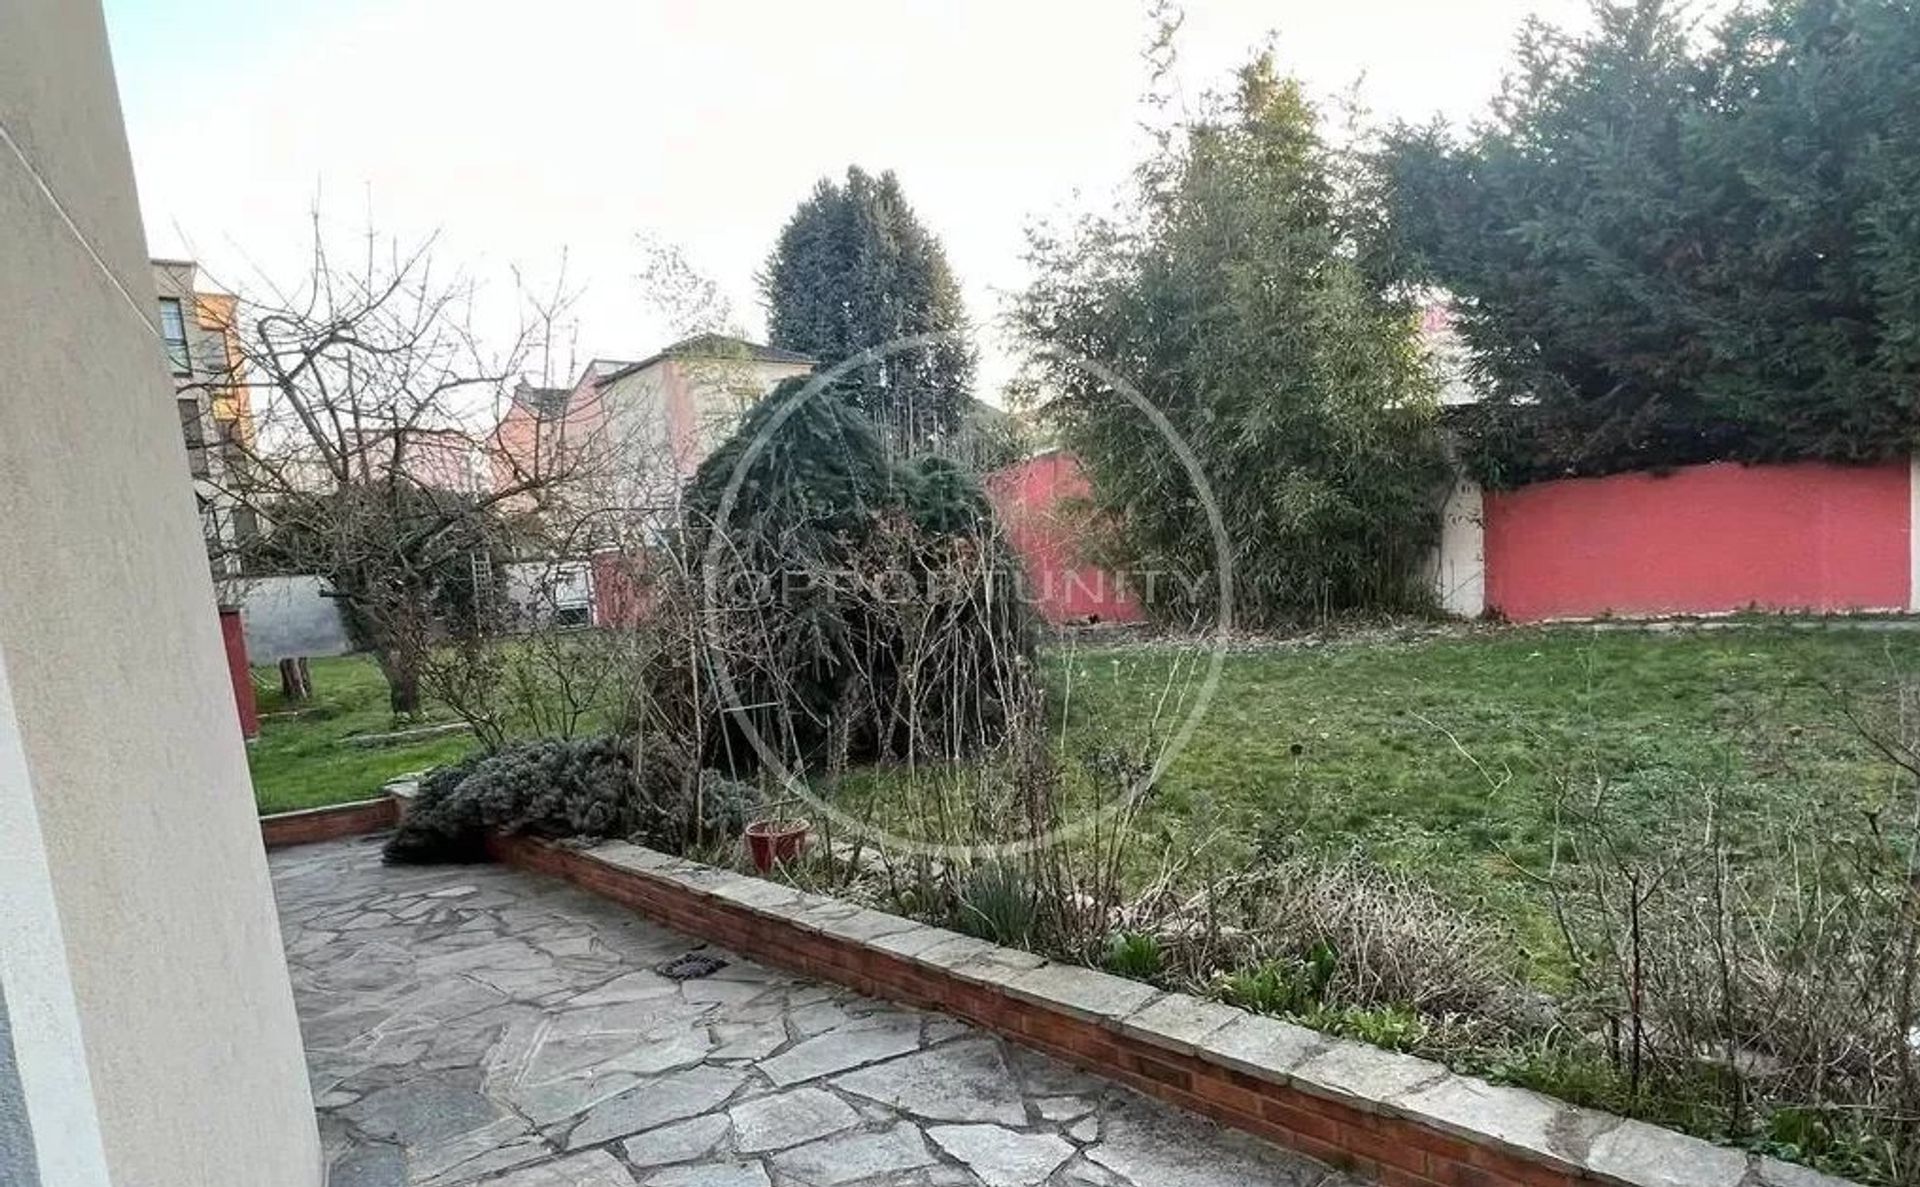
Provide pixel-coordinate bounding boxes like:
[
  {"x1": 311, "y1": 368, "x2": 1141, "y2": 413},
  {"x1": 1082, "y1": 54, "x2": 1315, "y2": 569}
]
[
  {"x1": 267, "y1": 622, "x2": 1920, "y2": 1181},
  {"x1": 256, "y1": 621, "x2": 1919, "y2": 910},
  {"x1": 825, "y1": 622, "x2": 1917, "y2": 948},
  {"x1": 248, "y1": 655, "x2": 477, "y2": 814}
]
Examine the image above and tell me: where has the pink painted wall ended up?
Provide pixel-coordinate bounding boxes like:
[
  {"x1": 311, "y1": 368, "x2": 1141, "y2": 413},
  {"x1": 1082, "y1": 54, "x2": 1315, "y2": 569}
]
[
  {"x1": 1484, "y1": 460, "x2": 1911, "y2": 621},
  {"x1": 987, "y1": 452, "x2": 1145, "y2": 625}
]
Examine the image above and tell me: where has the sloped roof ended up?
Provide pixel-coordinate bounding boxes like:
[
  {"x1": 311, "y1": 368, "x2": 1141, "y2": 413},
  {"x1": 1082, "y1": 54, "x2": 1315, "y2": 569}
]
[
  {"x1": 594, "y1": 334, "x2": 815, "y2": 387},
  {"x1": 512, "y1": 382, "x2": 573, "y2": 419}
]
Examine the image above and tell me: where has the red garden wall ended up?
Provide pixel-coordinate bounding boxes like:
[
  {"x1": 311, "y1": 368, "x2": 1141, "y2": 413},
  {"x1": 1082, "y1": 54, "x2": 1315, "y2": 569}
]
[
  {"x1": 1484, "y1": 460, "x2": 1912, "y2": 621},
  {"x1": 219, "y1": 605, "x2": 259, "y2": 738},
  {"x1": 987, "y1": 452, "x2": 1145, "y2": 626}
]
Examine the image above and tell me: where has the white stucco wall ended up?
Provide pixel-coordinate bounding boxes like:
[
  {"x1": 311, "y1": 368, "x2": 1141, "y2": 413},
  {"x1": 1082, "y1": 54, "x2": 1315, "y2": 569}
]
[
  {"x1": 1428, "y1": 478, "x2": 1487, "y2": 619},
  {"x1": 0, "y1": 2, "x2": 321, "y2": 1183},
  {"x1": 236, "y1": 575, "x2": 355, "y2": 663}
]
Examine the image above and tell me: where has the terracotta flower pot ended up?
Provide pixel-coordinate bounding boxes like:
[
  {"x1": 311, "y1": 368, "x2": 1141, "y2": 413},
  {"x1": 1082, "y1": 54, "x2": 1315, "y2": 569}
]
[{"x1": 745, "y1": 818, "x2": 810, "y2": 872}]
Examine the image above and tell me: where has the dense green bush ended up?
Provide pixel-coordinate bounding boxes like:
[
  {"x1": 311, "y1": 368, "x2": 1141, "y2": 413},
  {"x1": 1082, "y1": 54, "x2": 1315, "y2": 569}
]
[
  {"x1": 1384, "y1": 0, "x2": 1920, "y2": 484},
  {"x1": 383, "y1": 735, "x2": 754, "y2": 864},
  {"x1": 1016, "y1": 56, "x2": 1448, "y2": 625}
]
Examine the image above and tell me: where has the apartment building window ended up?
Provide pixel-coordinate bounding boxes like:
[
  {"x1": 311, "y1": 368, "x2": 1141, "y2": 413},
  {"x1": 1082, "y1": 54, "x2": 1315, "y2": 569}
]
[
  {"x1": 178, "y1": 397, "x2": 209, "y2": 477},
  {"x1": 158, "y1": 296, "x2": 191, "y2": 374}
]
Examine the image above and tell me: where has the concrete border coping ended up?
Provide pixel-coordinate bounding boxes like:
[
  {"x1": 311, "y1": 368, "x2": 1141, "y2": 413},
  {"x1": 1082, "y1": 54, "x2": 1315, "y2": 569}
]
[
  {"x1": 258, "y1": 797, "x2": 397, "y2": 849},
  {"x1": 487, "y1": 833, "x2": 1861, "y2": 1187},
  {"x1": 338, "y1": 722, "x2": 470, "y2": 749},
  {"x1": 257, "y1": 776, "x2": 423, "y2": 849}
]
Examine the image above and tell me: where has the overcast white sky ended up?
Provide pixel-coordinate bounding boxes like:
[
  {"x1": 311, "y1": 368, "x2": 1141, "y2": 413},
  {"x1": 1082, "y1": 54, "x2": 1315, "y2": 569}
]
[{"x1": 104, "y1": 0, "x2": 1593, "y2": 397}]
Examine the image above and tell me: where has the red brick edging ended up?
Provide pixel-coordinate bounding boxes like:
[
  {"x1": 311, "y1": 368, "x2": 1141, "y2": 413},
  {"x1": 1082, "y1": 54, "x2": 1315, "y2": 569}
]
[
  {"x1": 259, "y1": 798, "x2": 397, "y2": 849},
  {"x1": 489, "y1": 835, "x2": 1829, "y2": 1187}
]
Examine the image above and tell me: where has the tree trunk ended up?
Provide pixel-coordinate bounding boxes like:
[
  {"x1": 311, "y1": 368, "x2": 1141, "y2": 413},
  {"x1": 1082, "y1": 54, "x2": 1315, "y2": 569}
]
[
  {"x1": 278, "y1": 656, "x2": 312, "y2": 702},
  {"x1": 374, "y1": 647, "x2": 423, "y2": 718}
]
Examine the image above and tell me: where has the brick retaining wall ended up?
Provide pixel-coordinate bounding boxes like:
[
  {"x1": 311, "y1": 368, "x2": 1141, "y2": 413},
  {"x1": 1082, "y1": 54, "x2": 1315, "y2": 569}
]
[
  {"x1": 258, "y1": 797, "x2": 397, "y2": 849},
  {"x1": 490, "y1": 834, "x2": 1844, "y2": 1187}
]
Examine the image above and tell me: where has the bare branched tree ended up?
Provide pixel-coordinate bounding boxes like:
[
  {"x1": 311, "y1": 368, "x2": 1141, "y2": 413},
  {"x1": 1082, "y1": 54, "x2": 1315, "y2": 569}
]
[{"x1": 200, "y1": 221, "x2": 594, "y2": 715}]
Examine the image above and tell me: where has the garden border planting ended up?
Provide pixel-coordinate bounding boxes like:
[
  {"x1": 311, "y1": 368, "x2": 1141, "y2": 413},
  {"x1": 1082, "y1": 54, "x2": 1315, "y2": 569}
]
[{"x1": 487, "y1": 832, "x2": 1856, "y2": 1187}]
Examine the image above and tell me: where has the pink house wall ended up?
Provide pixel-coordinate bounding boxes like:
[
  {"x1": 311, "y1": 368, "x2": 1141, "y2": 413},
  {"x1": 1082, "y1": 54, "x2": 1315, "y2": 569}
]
[
  {"x1": 987, "y1": 452, "x2": 1145, "y2": 626},
  {"x1": 1483, "y1": 460, "x2": 1912, "y2": 621}
]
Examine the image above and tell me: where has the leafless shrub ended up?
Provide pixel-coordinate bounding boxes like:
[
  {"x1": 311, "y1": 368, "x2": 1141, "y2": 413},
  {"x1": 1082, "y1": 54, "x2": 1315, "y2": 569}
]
[
  {"x1": 1523, "y1": 695, "x2": 1920, "y2": 1183},
  {"x1": 1221, "y1": 846, "x2": 1525, "y2": 1017}
]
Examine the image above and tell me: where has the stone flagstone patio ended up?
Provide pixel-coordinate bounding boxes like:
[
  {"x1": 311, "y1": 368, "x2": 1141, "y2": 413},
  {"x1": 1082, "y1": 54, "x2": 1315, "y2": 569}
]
[{"x1": 278, "y1": 837, "x2": 1355, "y2": 1186}]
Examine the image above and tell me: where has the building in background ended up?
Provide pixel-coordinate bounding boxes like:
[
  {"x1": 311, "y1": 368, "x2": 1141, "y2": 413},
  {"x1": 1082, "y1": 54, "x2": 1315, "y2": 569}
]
[
  {"x1": 491, "y1": 334, "x2": 815, "y2": 626},
  {"x1": 152, "y1": 258, "x2": 257, "y2": 574}
]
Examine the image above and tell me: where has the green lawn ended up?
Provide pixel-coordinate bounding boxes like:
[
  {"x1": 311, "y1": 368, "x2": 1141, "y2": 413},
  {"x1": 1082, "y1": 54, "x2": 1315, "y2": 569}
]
[
  {"x1": 254, "y1": 626, "x2": 1920, "y2": 902},
  {"x1": 249, "y1": 655, "x2": 478, "y2": 814},
  {"x1": 829, "y1": 621, "x2": 1920, "y2": 969}
]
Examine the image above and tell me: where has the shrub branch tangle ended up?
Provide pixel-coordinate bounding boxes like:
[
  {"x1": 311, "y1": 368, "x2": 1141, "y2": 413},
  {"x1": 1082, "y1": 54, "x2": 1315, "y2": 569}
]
[
  {"x1": 1016, "y1": 57, "x2": 1449, "y2": 626},
  {"x1": 654, "y1": 375, "x2": 1036, "y2": 777}
]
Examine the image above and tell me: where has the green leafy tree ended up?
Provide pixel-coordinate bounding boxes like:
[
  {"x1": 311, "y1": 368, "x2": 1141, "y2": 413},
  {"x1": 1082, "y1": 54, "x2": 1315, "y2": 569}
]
[
  {"x1": 1015, "y1": 56, "x2": 1447, "y2": 626},
  {"x1": 760, "y1": 167, "x2": 977, "y2": 445},
  {"x1": 1383, "y1": 0, "x2": 1920, "y2": 485}
]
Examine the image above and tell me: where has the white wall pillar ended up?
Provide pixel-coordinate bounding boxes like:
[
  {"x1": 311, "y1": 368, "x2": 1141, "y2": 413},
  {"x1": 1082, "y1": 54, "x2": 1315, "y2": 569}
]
[
  {"x1": 1429, "y1": 477, "x2": 1487, "y2": 619},
  {"x1": 0, "y1": 2, "x2": 321, "y2": 1183}
]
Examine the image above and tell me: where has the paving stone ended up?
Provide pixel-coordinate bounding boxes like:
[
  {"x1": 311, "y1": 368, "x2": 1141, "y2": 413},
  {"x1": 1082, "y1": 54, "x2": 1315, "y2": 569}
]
[
  {"x1": 506, "y1": 1069, "x2": 643, "y2": 1126},
  {"x1": 945, "y1": 945, "x2": 1050, "y2": 986},
  {"x1": 325, "y1": 1141, "x2": 407, "y2": 1187},
  {"x1": 912, "y1": 934, "x2": 998, "y2": 969},
  {"x1": 729, "y1": 1085, "x2": 859, "y2": 1152},
  {"x1": 928, "y1": 1124, "x2": 1075, "y2": 1187},
  {"x1": 1007, "y1": 1047, "x2": 1107, "y2": 1098},
  {"x1": 680, "y1": 977, "x2": 765, "y2": 1007},
  {"x1": 832, "y1": 1039, "x2": 1025, "y2": 1125},
  {"x1": 620, "y1": 1114, "x2": 730, "y2": 1168},
  {"x1": 341, "y1": 1070, "x2": 503, "y2": 1147},
  {"x1": 416, "y1": 1129, "x2": 551, "y2": 1186},
  {"x1": 869, "y1": 923, "x2": 969, "y2": 959},
  {"x1": 1058, "y1": 1159, "x2": 1123, "y2": 1187},
  {"x1": 646, "y1": 1163, "x2": 771, "y2": 1187},
  {"x1": 706, "y1": 876, "x2": 803, "y2": 912},
  {"x1": 566, "y1": 1065, "x2": 748, "y2": 1148},
  {"x1": 570, "y1": 971, "x2": 680, "y2": 1007},
  {"x1": 280, "y1": 841, "x2": 1337, "y2": 1187},
  {"x1": 519, "y1": 1001, "x2": 712, "y2": 1083},
  {"x1": 473, "y1": 1148, "x2": 635, "y2": 1185},
  {"x1": 708, "y1": 1020, "x2": 788, "y2": 1061},
  {"x1": 769, "y1": 1122, "x2": 936, "y2": 1185},
  {"x1": 1086, "y1": 1096, "x2": 1328, "y2": 1187},
  {"x1": 1583, "y1": 1118, "x2": 1750, "y2": 1187},
  {"x1": 1034, "y1": 1095, "x2": 1095, "y2": 1122},
  {"x1": 785, "y1": 1000, "x2": 855, "y2": 1038},
  {"x1": 758, "y1": 1013, "x2": 924, "y2": 1086}
]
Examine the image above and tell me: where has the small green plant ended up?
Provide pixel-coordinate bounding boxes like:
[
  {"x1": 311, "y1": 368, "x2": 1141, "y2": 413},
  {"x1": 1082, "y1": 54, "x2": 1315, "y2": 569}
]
[
  {"x1": 1103, "y1": 931, "x2": 1165, "y2": 980},
  {"x1": 1305, "y1": 1004, "x2": 1424, "y2": 1051},
  {"x1": 1215, "y1": 942, "x2": 1338, "y2": 1015},
  {"x1": 954, "y1": 860, "x2": 1036, "y2": 947}
]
